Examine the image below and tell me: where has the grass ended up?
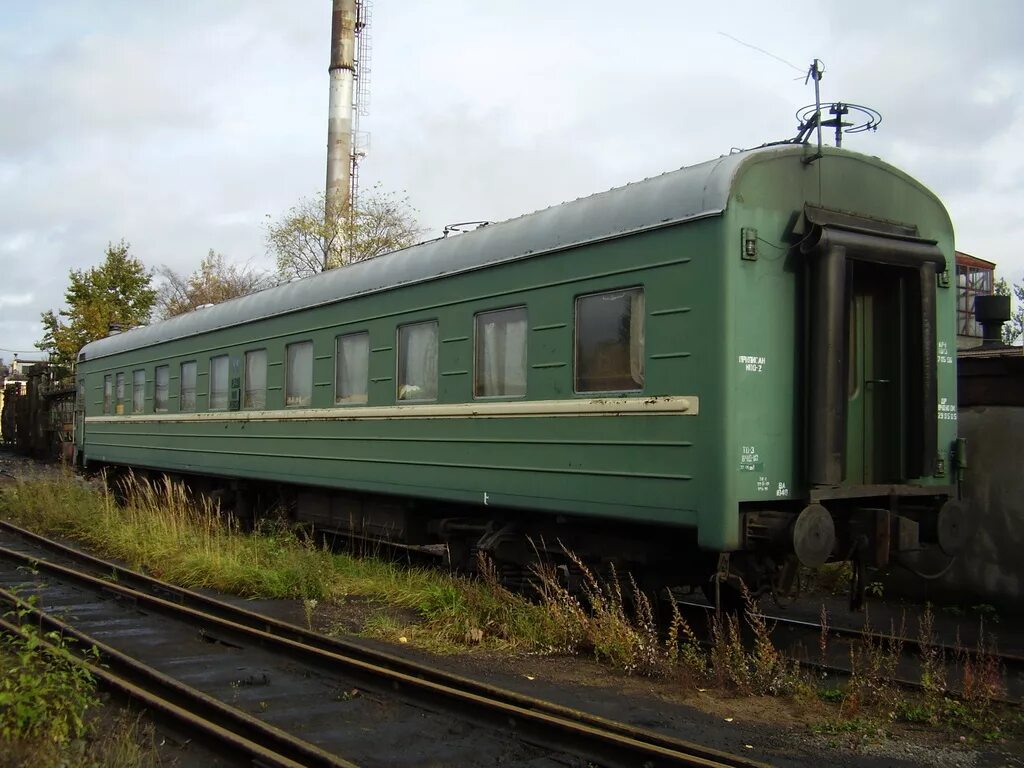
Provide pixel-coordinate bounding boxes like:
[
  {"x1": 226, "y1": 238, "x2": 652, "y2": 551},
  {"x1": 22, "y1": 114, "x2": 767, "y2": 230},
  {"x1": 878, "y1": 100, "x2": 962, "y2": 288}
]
[
  {"x1": 0, "y1": 472, "x2": 564, "y2": 654},
  {"x1": 815, "y1": 602, "x2": 1015, "y2": 743},
  {"x1": 0, "y1": 599, "x2": 160, "y2": 768},
  {"x1": 1, "y1": 472, "x2": 1020, "y2": 749}
]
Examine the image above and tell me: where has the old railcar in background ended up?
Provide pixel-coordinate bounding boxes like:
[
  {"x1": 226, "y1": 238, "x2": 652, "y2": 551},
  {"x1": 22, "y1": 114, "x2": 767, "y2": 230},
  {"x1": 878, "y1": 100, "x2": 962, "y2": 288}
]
[
  {"x1": 2, "y1": 363, "x2": 76, "y2": 461},
  {"x1": 73, "y1": 144, "x2": 965, "y2": 601}
]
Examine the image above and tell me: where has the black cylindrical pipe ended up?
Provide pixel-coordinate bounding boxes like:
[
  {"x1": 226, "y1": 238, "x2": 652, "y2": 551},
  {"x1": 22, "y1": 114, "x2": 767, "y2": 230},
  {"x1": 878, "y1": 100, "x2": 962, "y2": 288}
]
[
  {"x1": 917, "y1": 261, "x2": 938, "y2": 476},
  {"x1": 806, "y1": 241, "x2": 847, "y2": 485}
]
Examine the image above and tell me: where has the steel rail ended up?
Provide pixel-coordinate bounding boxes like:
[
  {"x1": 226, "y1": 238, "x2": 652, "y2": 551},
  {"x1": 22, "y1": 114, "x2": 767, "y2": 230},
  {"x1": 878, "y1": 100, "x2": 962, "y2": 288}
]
[
  {"x1": 676, "y1": 599, "x2": 1024, "y2": 665},
  {"x1": 0, "y1": 597, "x2": 349, "y2": 768},
  {"x1": 674, "y1": 599, "x2": 1021, "y2": 704},
  {"x1": 0, "y1": 524, "x2": 770, "y2": 768},
  {"x1": 0, "y1": 532, "x2": 767, "y2": 768}
]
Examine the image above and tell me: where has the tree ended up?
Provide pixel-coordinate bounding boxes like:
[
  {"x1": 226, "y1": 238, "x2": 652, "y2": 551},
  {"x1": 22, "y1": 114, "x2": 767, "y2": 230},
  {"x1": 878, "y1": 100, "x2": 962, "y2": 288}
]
[
  {"x1": 156, "y1": 250, "x2": 273, "y2": 319},
  {"x1": 37, "y1": 240, "x2": 156, "y2": 370},
  {"x1": 266, "y1": 185, "x2": 423, "y2": 280},
  {"x1": 994, "y1": 277, "x2": 1024, "y2": 345}
]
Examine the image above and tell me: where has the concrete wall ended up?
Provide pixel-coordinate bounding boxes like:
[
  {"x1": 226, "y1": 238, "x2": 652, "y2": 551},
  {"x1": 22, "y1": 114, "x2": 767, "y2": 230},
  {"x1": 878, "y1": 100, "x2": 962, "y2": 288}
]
[
  {"x1": 881, "y1": 405, "x2": 1023, "y2": 611},
  {"x1": 938, "y1": 406, "x2": 1024, "y2": 606}
]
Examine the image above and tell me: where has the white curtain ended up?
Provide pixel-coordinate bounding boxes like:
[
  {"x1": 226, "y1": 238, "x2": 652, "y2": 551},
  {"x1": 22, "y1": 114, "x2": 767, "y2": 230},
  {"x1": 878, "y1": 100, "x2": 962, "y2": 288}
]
[
  {"x1": 286, "y1": 342, "x2": 313, "y2": 406},
  {"x1": 336, "y1": 333, "x2": 369, "y2": 404},
  {"x1": 132, "y1": 370, "x2": 145, "y2": 413},
  {"x1": 155, "y1": 366, "x2": 169, "y2": 412},
  {"x1": 210, "y1": 355, "x2": 229, "y2": 410},
  {"x1": 180, "y1": 362, "x2": 196, "y2": 411},
  {"x1": 244, "y1": 350, "x2": 267, "y2": 409},
  {"x1": 629, "y1": 290, "x2": 645, "y2": 388},
  {"x1": 115, "y1": 373, "x2": 125, "y2": 414},
  {"x1": 479, "y1": 310, "x2": 526, "y2": 397},
  {"x1": 399, "y1": 322, "x2": 438, "y2": 400}
]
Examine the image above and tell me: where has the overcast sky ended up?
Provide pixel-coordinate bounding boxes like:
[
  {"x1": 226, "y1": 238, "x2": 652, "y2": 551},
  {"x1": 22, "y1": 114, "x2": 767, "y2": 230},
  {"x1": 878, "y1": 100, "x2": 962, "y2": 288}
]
[{"x1": 1, "y1": 0, "x2": 1021, "y2": 358}]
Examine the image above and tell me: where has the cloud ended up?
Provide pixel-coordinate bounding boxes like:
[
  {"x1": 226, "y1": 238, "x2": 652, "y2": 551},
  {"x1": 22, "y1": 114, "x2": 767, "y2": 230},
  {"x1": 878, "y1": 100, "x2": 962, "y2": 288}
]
[
  {"x1": 0, "y1": 294, "x2": 34, "y2": 310},
  {"x1": 1, "y1": 0, "x2": 1023, "y2": 355}
]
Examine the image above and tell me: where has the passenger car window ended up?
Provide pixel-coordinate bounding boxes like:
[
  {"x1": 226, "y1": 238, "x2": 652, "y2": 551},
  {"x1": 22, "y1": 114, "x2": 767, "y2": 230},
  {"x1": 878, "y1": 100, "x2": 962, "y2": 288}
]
[
  {"x1": 180, "y1": 361, "x2": 197, "y2": 412},
  {"x1": 103, "y1": 375, "x2": 112, "y2": 415},
  {"x1": 115, "y1": 372, "x2": 126, "y2": 414},
  {"x1": 244, "y1": 349, "x2": 267, "y2": 409},
  {"x1": 474, "y1": 307, "x2": 527, "y2": 398},
  {"x1": 575, "y1": 287, "x2": 645, "y2": 392},
  {"x1": 132, "y1": 370, "x2": 145, "y2": 413},
  {"x1": 209, "y1": 355, "x2": 229, "y2": 410},
  {"x1": 397, "y1": 321, "x2": 438, "y2": 402},
  {"x1": 335, "y1": 332, "x2": 369, "y2": 405},
  {"x1": 154, "y1": 366, "x2": 169, "y2": 412},
  {"x1": 286, "y1": 341, "x2": 313, "y2": 407}
]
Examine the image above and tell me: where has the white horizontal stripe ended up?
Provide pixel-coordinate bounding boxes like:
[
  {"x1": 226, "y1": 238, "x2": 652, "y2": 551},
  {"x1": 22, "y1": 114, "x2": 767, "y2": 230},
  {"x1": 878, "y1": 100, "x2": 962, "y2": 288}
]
[{"x1": 84, "y1": 395, "x2": 698, "y2": 424}]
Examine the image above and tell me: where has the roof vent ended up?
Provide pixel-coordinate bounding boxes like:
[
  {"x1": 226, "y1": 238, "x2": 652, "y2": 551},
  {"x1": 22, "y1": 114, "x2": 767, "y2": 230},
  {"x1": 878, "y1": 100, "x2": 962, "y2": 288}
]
[{"x1": 975, "y1": 294, "x2": 1011, "y2": 348}]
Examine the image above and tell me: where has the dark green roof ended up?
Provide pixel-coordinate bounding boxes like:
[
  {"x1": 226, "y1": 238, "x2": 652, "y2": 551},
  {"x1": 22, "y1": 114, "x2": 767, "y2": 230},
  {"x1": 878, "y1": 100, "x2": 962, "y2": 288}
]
[{"x1": 80, "y1": 144, "x2": 808, "y2": 361}]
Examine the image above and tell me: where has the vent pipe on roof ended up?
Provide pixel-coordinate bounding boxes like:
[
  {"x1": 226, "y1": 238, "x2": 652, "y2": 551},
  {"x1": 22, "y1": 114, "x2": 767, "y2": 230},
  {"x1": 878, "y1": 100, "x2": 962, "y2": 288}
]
[{"x1": 975, "y1": 294, "x2": 1011, "y2": 348}]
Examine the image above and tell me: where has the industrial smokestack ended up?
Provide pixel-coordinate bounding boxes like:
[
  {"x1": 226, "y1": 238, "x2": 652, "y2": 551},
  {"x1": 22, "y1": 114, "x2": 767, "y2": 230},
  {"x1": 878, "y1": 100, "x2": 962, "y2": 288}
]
[{"x1": 326, "y1": 0, "x2": 357, "y2": 234}]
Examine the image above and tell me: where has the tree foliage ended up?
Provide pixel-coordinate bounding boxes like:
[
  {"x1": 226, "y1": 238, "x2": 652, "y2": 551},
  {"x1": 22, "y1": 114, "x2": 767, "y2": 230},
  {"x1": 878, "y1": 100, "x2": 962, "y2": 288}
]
[
  {"x1": 994, "y1": 277, "x2": 1024, "y2": 345},
  {"x1": 37, "y1": 240, "x2": 156, "y2": 370},
  {"x1": 266, "y1": 186, "x2": 423, "y2": 280},
  {"x1": 156, "y1": 250, "x2": 273, "y2": 319}
]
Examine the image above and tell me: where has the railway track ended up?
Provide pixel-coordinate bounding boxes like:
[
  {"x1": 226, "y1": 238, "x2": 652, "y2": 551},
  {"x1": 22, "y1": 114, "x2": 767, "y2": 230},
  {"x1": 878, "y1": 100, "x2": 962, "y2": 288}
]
[
  {"x1": 0, "y1": 520, "x2": 769, "y2": 768},
  {"x1": 675, "y1": 599, "x2": 1024, "y2": 704}
]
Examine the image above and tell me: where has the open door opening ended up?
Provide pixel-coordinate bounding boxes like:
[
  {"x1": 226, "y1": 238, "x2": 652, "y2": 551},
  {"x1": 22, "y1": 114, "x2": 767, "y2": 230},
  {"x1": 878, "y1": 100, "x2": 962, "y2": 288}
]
[
  {"x1": 846, "y1": 260, "x2": 913, "y2": 484},
  {"x1": 801, "y1": 208, "x2": 944, "y2": 488}
]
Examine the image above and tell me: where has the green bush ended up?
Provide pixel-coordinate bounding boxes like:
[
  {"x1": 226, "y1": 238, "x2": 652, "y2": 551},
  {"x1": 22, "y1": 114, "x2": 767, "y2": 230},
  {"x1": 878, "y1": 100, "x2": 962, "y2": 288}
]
[{"x1": 0, "y1": 610, "x2": 98, "y2": 744}]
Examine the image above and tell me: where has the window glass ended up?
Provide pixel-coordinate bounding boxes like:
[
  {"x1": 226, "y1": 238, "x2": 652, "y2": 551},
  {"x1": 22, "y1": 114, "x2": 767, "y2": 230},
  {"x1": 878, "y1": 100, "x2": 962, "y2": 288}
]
[
  {"x1": 286, "y1": 341, "x2": 313, "y2": 407},
  {"x1": 115, "y1": 372, "x2": 126, "y2": 414},
  {"x1": 209, "y1": 355, "x2": 229, "y2": 410},
  {"x1": 103, "y1": 375, "x2": 112, "y2": 415},
  {"x1": 575, "y1": 287, "x2": 645, "y2": 392},
  {"x1": 244, "y1": 349, "x2": 267, "y2": 409},
  {"x1": 397, "y1": 321, "x2": 438, "y2": 401},
  {"x1": 154, "y1": 366, "x2": 169, "y2": 412},
  {"x1": 180, "y1": 361, "x2": 197, "y2": 412},
  {"x1": 475, "y1": 307, "x2": 527, "y2": 398},
  {"x1": 132, "y1": 370, "x2": 145, "y2": 413},
  {"x1": 335, "y1": 333, "x2": 369, "y2": 405},
  {"x1": 956, "y1": 264, "x2": 994, "y2": 337}
]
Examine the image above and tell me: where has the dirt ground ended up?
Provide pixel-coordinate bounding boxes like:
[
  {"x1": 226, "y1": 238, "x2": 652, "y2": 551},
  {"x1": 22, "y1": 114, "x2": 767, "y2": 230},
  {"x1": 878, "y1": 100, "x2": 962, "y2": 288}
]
[{"x1": 226, "y1": 590, "x2": 1024, "y2": 768}]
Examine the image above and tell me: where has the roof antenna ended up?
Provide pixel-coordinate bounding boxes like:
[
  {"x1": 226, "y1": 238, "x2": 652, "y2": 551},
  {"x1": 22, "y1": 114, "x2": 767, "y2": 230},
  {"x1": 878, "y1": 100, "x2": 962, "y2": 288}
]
[
  {"x1": 792, "y1": 59, "x2": 881, "y2": 162},
  {"x1": 442, "y1": 221, "x2": 492, "y2": 238},
  {"x1": 806, "y1": 60, "x2": 825, "y2": 163}
]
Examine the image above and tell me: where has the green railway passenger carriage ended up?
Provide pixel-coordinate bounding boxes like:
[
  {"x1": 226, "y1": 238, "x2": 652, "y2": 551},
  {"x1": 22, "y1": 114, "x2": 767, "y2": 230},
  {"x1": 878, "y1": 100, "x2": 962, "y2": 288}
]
[{"x1": 74, "y1": 144, "x2": 966, "y2": 601}]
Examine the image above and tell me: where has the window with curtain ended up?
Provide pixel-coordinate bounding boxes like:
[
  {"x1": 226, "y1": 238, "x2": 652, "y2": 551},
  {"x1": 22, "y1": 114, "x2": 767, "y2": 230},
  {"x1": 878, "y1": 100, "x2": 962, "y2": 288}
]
[
  {"x1": 132, "y1": 370, "x2": 145, "y2": 413},
  {"x1": 103, "y1": 375, "x2": 112, "y2": 414},
  {"x1": 335, "y1": 332, "x2": 369, "y2": 405},
  {"x1": 154, "y1": 366, "x2": 169, "y2": 412},
  {"x1": 244, "y1": 349, "x2": 267, "y2": 409},
  {"x1": 474, "y1": 307, "x2": 527, "y2": 398},
  {"x1": 209, "y1": 355, "x2": 229, "y2": 410},
  {"x1": 115, "y1": 372, "x2": 126, "y2": 414},
  {"x1": 286, "y1": 341, "x2": 313, "y2": 407},
  {"x1": 575, "y1": 287, "x2": 645, "y2": 392},
  {"x1": 180, "y1": 361, "x2": 197, "y2": 412},
  {"x1": 397, "y1": 321, "x2": 438, "y2": 401}
]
